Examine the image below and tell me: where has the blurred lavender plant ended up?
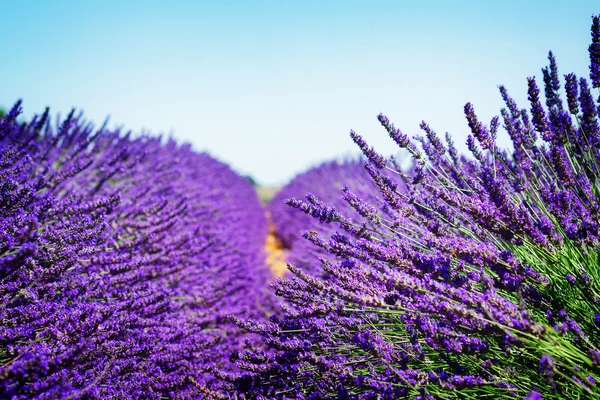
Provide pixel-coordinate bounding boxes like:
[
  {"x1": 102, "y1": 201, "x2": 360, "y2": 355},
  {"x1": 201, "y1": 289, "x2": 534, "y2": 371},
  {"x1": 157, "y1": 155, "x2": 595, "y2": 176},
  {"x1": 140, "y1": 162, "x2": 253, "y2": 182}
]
[
  {"x1": 0, "y1": 104, "x2": 272, "y2": 398},
  {"x1": 268, "y1": 159, "x2": 407, "y2": 278},
  {"x1": 229, "y1": 15, "x2": 600, "y2": 399}
]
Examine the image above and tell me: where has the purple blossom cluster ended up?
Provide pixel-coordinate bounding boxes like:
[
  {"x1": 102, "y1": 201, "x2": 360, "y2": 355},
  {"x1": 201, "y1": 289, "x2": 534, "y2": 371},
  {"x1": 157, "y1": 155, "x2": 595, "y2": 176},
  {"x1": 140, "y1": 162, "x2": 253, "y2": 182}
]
[
  {"x1": 0, "y1": 104, "x2": 272, "y2": 398},
  {"x1": 268, "y1": 159, "x2": 407, "y2": 277},
  {"x1": 229, "y1": 15, "x2": 600, "y2": 399}
]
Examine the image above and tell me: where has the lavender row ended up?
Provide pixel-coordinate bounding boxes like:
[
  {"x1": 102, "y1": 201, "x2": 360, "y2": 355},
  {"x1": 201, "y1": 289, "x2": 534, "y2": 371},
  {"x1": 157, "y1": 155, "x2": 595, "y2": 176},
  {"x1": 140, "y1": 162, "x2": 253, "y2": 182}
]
[
  {"x1": 268, "y1": 159, "x2": 408, "y2": 278},
  {"x1": 227, "y1": 15, "x2": 600, "y2": 399},
  {"x1": 0, "y1": 105, "x2": 272, "y2": 398}
]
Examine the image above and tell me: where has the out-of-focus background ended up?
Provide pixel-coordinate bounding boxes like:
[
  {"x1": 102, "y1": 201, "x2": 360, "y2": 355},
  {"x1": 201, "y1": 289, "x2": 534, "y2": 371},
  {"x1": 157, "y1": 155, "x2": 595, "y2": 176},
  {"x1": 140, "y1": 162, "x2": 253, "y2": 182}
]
[{"x1": 1, "y1": 0, "x2": 598, "y2": 188}]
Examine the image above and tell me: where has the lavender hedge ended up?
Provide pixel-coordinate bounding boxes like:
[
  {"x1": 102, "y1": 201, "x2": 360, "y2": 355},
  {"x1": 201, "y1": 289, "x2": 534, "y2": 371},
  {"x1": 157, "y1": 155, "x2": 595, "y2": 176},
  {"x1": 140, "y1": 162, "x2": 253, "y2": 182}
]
[
  {"x1": 268, "y1": 159, "x2": 407, "y2": 278},
  {"x1": 229, "y1": 15, "x2": 600, "y2": 399},
  {"x1": 0, "y1": 105, "x2": 271, "y2": 398}
]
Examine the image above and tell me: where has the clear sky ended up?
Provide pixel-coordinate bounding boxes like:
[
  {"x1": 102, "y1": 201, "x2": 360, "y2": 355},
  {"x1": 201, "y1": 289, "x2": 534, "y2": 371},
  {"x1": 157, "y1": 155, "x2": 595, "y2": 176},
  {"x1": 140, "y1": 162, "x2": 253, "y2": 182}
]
[{"x1": 1, "y1": 1, "x2": 598, "y2": 186}]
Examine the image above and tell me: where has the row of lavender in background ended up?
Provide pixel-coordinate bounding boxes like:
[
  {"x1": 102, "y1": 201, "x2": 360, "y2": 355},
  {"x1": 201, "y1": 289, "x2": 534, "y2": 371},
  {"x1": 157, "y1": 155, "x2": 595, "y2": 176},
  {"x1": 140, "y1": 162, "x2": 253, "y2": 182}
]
[
  {"x1": 0, "y1": 104, "x2": 273, "y2": 399},
  {"x1": 230, "y1": 14, "x2": 600, "y2": 399},
  {"x1": 268, "y1": 158, "x2": 407, "y2": 279}
]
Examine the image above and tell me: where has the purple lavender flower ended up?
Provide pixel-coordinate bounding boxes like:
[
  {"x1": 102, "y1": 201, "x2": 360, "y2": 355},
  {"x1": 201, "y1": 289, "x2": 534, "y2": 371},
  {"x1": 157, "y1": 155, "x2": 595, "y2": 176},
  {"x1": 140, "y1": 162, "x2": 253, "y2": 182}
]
[
  {"x1": 564, "y1": 73, "x2": 580, "y2": 115},
  {"x1": 523, "y1": 389, "x2": 543, "y2": 400},
  {"x1": 539, "y1": 354, "x2": 555, "y2": 377},
  {"x1": 590, "y1": 15, "x2": 600, "y2": 88}
]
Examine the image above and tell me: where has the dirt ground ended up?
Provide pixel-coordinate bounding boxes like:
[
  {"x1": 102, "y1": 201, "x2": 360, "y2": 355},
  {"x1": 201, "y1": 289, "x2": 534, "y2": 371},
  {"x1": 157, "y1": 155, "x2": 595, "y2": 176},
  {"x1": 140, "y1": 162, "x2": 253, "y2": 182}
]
[
  {"x1": 255, "y1": 187, "x2": 288, "y2": 277},
  {"x1": 264, "y1": 218, "x2": 288, "y2": 277}
]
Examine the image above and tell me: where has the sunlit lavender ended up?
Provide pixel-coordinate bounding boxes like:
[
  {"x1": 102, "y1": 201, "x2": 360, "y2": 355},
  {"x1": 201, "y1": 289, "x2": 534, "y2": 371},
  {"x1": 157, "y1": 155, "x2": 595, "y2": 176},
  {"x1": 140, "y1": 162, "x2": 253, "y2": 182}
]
[
  {"x1": 1, "y1": 10, "x2": 600, "y2": 400},
  {"x1": 226, "y1": 14, "x2": 600, "y2": 399},
  {"x1": 268, "y1": 158, "x2": 408, "y2": 278}
]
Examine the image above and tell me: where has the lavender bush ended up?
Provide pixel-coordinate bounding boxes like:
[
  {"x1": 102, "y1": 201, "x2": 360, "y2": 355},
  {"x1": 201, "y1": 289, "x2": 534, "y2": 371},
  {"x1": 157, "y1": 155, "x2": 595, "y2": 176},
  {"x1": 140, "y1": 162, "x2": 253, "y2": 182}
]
[
  {"x1": 268, "y1": 159, "x2": 407, "y2": 278},
  {"x1": 228, "y1": 15, "x2": 600, "y2": 399},
  {"x1": 0, "y1": 105, "x2": 272, "y2": 398}
]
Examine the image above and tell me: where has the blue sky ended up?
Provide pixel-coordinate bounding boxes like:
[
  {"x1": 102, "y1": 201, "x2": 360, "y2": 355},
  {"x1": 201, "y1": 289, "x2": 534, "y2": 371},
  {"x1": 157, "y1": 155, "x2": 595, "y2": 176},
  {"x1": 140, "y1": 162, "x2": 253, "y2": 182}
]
[{"x1": 1, "y1": 1, "x2": 598, "y2": 185}]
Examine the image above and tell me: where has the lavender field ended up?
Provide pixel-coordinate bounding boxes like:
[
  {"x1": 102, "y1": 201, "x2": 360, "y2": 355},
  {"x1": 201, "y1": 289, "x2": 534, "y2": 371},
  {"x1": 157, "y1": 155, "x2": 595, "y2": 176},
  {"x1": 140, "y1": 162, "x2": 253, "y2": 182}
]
[{"x1": 2, "y1": 8, "x2": 600, "y2": 400}]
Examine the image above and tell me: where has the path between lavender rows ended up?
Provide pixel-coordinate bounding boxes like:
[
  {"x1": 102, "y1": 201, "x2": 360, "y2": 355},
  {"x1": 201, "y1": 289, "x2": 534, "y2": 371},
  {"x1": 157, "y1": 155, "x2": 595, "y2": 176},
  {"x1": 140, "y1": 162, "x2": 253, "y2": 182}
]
[{"x1": 257, "y1": 186, "x2": 288, "y2": 278}]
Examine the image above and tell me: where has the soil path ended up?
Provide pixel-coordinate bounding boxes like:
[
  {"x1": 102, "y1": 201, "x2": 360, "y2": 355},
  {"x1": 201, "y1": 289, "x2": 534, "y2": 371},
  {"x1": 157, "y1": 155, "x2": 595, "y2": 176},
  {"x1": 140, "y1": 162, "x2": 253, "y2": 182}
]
[
  {"x1": 257, "y1": 187, "x2": 288, "y2": 277},
  {"x1": 264, "y1": 213, "x2": 288, "y2": 277}
]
